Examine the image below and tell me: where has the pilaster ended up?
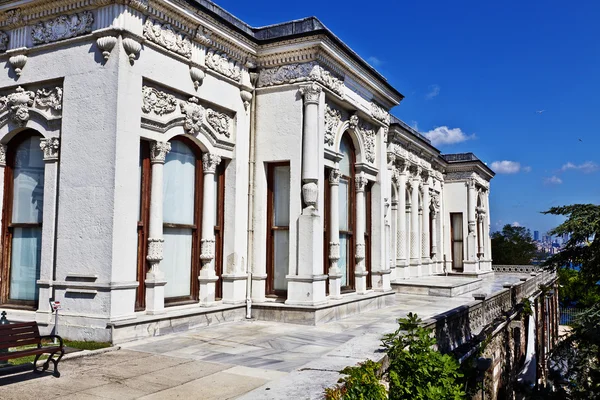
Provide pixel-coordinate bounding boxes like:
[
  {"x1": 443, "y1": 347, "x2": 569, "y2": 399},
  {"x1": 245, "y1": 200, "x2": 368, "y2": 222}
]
[
  {"x1": 328, "y1": 168, "x2": 342, "y2": 299},
  {"x1": 409, "y1": 167, "x2": 421, "y2": 277}
]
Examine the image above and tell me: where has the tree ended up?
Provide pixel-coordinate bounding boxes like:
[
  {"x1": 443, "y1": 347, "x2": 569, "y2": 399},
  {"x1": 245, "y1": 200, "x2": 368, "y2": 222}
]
[
  {"x1": 542, "y1": 204, "x2": 600, "y2": 399},
  {"x1": 491, "y1": 224, "x2": 537, "y2": 265}
]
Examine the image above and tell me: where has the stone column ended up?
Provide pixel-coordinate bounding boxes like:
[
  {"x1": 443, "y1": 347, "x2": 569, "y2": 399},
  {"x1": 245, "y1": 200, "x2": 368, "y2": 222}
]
[
  {"x1": 286, "y1": 83, "x2": 327, "y2": 306},
  {"x1": 477, "y1": 211, "x2": 485, "y2": 257},
  {"x1": 199, "y1": 153, "x2": 221, "y2": 306},
  {"x1": 354, "y1": 173, "x2": 369, "y2": 294},
  {"x1": 145, "y1": 141, "x2": 170, "y2": 314},
  {"x1": 464, "y1": 178, "x2": 478, "y2": 273},
  {"x1": 484, "y1": 189, "x2": 492, "y2": 265},
  {"x1": 390, "y1": 197, "x2": 398, "y2": 282},
  {"x1": 37, "y1": 139, "x2": 59, "y2": 315},
  {"x1": 439, "y1": 181, "x2": 446, "y2": 274},
  {"x1": 421, "y1": 174, "x2": 431, "y2": 275},
  {"x1": 328, "y1": 168, "x2": 342, "y2": 299},
  {"x1": 431, "y1": 203, "x2": 438, "y2": 262},
  {"x1": 396, "y1": 163, "x2": 408, "y2": 279},
  {"x1": 409, "y1": 168, "x2": 421, "y2": 277}
]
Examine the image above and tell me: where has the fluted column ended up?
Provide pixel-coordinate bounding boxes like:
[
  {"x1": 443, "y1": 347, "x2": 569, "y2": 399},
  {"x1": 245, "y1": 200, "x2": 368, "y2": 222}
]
[
  {"x1": 199, "y1": 153, "x2": 221, "y2": 306},
  {"x1": 145, "y1": 141, "x2": 171, "y2": 314},
  {"x1": 409, "y1": 168, "x2": 421, "y2": 277},
  {"x1": 286, "y1": 83, "x2": 327, "y2": 306},
  {"x1": 396, "y1": 163, "x2": 408, "y2": 279},
  {"x1": 355, "y1": 172, "x2": 368, "y2": 294},
  {"x1": 421, "y1": 174, "x2": 431, "y2": 275},
  {"x1": 328, "y1": 168, "x2": 342, "y2": 299}
]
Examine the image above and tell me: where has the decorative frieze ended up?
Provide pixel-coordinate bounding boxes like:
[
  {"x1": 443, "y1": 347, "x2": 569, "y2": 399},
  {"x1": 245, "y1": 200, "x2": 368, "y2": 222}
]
[
  {"x1": 129, "y1": 0, "x2": 149, "y2": 11},
  {"x1": 40, "y1": 137, "x2": 60, "y2": 161},
  {"x1": 0, "y1": 31, "x2": 8, "y2": 52},
  {"x1": 5, "y1": 9, "x2": 24, "y2": 28},
  {"x1": 31, "y1": 11, "x2": 94, "y2": 45},
  {"x1": 143, "y1": 19, "x2": 192, "y2": 59},
  {"x1": 370, "y1": 102, "x2": 390, "y2": 126},
  {"x1": 257, "y1": 61, "x2": 344, "y2": 97},
  {"x1": 206, "y1": 109, "x2": 230, "y2": 138},
  {"x1": 206, "y1": 48, "x2": 241, "y2": 82},
  {"x1": 324, "y1": 103, "x2": 342, "y2": 146},
  {"x1": 202, "y1": 153, "x2": 221, "y2": 173},
  {"x1": 195, "y1": 26, "x2": 212, "y2": 47},
  {"x1": 149, "y1": 141, "x2": 171, "y2": 164},
  {"x1": 142, "y1": 86, "x2": 178, "y2": 116},
  {"x1": 34, "y1": 87, "x2": 63, "y2": 112}
]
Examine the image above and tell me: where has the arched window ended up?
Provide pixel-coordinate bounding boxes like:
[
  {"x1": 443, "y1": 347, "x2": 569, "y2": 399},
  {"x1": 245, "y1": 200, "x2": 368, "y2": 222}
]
[
  {"x1": 338, "y1": 134, "x2": 355, "y2": 291},
  {"x1": 2, "y1": 133, "x2": 45, "y2": 305}
]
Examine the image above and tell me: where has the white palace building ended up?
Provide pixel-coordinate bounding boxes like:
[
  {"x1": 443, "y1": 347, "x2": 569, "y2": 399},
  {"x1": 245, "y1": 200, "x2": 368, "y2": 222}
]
[{"x1": 0, "y1": 0, "x2": 494, "y2": 342}]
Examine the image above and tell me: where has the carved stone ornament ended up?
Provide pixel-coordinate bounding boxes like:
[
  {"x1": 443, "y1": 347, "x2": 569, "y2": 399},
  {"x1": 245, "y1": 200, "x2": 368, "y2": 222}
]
[
  {"x1": 240, "y1": 90, "x2": 252, "y2": 110},
  {"x1": 431, "y1": 193, "x2": 440, "y2": 211},
  {"x1": 206, "y1": 109, "x2": 231, "y2": 138},
  {"x1": 40, "y1": 137, "x2": 60, "y2": 161},
  {"x1": 329, "y1": 242, "x2": 340, "y2": 261},
  {"x1": 353, "y1": 117, "x2": 375, "y2": 164},
  {"x1": 129, "y1": 0, "x2": 149, "y2": 11},
  {"x1": 8, "y1": 55, "x2": 27, "y2": 77},
  {"x1": 35, "y1": 87, "x2": 63, "y2": 111},
  {"x1": 5, "y1": 9, "x2": 24, "y2": 28},
  {"x1": 200, "y1": 238, "x2": 215, "y2": 262},
  {"x1": 257, "y1": 61, "x2": 344, "y2": 97},
  {"x1": 195, "y1": 26, "x2": 212, "y2": 46},
  {"x1": 329, "y1": 168, "x2": 341, "y2": 185},
  {"x1": 122, "y1": 38, "x2": 141, "y2": 62},
  {"x1": 149, "y1": 141, "x2": 171, "y2": 164},
  {"x1": 0, "y1": 31, "x2": 8, "y2": 52},
  {"x1": 202, "y1": 153, "x2": 221, "y2": 173},
  {"x1": 32, "y1": 11, "x2": 94, "y2": 45},
  {"x1": 144, "y1": 19, "x2": 192, "y2": 59},
  {"x1": 142, "y1": 86, "x2": 177, "y2": 116},
  {"x1": 205, "y1": 48, "x2": 241, "y2": 82},
  {"x1": 302, "y1": 181, "x2": 318, "y2": 208},
  {"x1": 355, "y1": 243, "x2": 366, "y2": 260},
  {"x1": 180, "y1": 97, "x2": 204, "y2": 135},
  {"x1": 96, "y1": 36, "x2": 117, "y2": 60},
  {"x1": 190, "y1": 67, "x2": 205, "y2": 90},
  {"x1": 3, "y1": 87, "x2": 35, "y2": 126},
  {"x1": 146, "y1": 238, "x2": 164, "y2": 263},
  {"x1": 299, "y1": 83, "x2": 322, "y2": 105},
  {"x1": 355, "y1": 173, "x2": 368, "y2": 192},
  {"x1": 324, "y1": 103, "x2": 342, "y2": 146},
  {"x1": 370, "y1": 102, "x2": 391, "y2": 126},
  {"x1": 0, "y1": 144, "x2": 7, "y2": 166}
]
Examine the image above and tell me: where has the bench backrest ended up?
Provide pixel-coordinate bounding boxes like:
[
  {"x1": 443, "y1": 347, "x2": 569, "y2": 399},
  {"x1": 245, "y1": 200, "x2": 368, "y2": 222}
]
[{"x1": 0, "y1": 321, "x2": 41, "y2": 350}]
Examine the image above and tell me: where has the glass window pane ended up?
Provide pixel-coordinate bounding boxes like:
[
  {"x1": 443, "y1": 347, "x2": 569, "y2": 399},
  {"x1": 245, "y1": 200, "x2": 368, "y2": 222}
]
[
  {"x1": 12, "y1": 136, "x2": 45, "y2": 224},
  {"x1": 9, "y1": 227, "x2": 42, "y2": 301},
  {"x1": 273, "y1": 166, "x2": 290, "y2": 227},
  {"x1": 339, "y1": 179, "x2": 348, "y2": 231},
  {"x1": 163, "y1": 227, "x2": 192, "y2": 298},
  {"x1": 273, "y1": 230, "x2": 289, "y2": 291},
  {"x1": 339, "y1": 234, "x2": 348, "y2": 287},
  {"x1": 164, "y1": 140, "x2": 196, "y2": 225},
  {"x1": 339, "y1": 137, "x2": 351, "y2": 176}
]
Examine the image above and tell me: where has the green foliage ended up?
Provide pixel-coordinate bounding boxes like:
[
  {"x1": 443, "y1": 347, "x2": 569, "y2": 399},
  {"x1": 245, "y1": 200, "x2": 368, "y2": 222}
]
[
  {"x1": 324, "y1": 360, "x2": 387, "y2": 400},
  {"x1": 491, "y1": 224, "x2": 537, "y2": 265},
  {"x1": 556, "y1": 260, "x2": 600, "y2": 308},
  {"x1": 381, "y1": 313, "x2": 465, "y2": 400},
  {"x1": 7, "y1": 340, "x2": 112, "y2": 365},
  {"x1": 521, "y1": 298, "x2": 533, "y2": 317}
]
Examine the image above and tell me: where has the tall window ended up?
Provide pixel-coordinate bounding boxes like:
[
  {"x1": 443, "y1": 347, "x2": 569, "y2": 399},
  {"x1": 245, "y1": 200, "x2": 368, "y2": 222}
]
[
  {"x1": 2, "y1": 133, "x2": 45, "y2": 305},
  {"x1": 214, "y1": 164, "x2": 225, "y2": 300},
  {"x1": 450, "y1": 213, "x2": 464, "y2": 271},
  {"x1": 339, "y1": 135, "x2": 355, "y2": 291},
  {"x1": 136, "y1": 142, "x2": 151, "y2": 311},
  {"x1": 365, "y1": 182, "x2": 372, "y2": 289},
  {"x1": 267, "y1": 162, "x2": 290, "y2": 296}
]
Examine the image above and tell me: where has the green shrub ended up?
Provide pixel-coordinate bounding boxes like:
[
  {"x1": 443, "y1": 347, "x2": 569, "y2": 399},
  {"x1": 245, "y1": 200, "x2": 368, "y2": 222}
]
[
  {"x1": 324, "y1": 359, "x2": 387, "y2": 400},
  {"x1": 381, "y1": 313, "x2": 465, "y2": 400}
]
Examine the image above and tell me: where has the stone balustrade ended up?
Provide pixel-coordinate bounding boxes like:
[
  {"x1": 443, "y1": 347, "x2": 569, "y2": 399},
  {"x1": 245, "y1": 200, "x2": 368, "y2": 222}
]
[{"x1": 492, "y1": 264, "x2": 541, "y2": 273}]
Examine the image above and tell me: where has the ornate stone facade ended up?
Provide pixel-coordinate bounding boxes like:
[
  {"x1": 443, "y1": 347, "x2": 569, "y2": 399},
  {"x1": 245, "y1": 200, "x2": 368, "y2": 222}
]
[
  {"x1": 143, "y1": 19, "x2": 192, "y2": 59},
  {"x1": 258, "y1": 61, "x2": 344, "y2": 97},
  {"x1": 31, "y1": 11, "x2": 93, "y2": 45},
  {"x1": 206, "y1": 49, "x2": 241, "y2": 82},
  {"x1": 141, "y1": 86, "x2": 177, "y2": 116},
  {"x1": 40, "y1": 137, "x2": 60, "y2": 161}
]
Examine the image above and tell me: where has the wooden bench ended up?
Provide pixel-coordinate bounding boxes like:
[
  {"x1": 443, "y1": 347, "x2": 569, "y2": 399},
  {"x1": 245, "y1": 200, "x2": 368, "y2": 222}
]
[{"x1": 0, "y1": 321, "x2": 65, "y2": 377}]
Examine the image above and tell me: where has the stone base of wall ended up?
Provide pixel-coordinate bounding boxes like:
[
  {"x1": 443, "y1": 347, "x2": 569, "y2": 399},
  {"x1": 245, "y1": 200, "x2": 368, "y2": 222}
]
[
  {"x1": 252, "y1": 291, "x2": 396, "y2": 325},
  {"x1": 392, "y1": 276, "x2": 482, "y2": 297}
]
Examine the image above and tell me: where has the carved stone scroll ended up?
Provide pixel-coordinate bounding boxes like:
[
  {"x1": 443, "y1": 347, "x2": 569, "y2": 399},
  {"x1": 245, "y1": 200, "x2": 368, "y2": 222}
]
[
  {"x1": 141, "y1": 86, "x2": 177, "y2": 116},
  {"x1": 206, "y1": 49, "x2": 241, "y2": 82}
]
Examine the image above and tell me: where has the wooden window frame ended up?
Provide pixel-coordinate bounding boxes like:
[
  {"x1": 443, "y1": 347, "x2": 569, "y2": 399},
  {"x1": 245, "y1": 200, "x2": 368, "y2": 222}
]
[
  {"x1": 136, "y1": 141, "x2": 151, "y2": 311},
  {"x1": 365, "y1": 182, "x2": 372, "y2": 290},
  {"x1": 1, "y1": 130, "x2": 45, "y2": 309},
  {"x1": 214, "y1": 163, "x2": 225, "y2": 300},
  {"x1": 450, "y1": 212, "x2": 464, "y2": 272},
  {"x1": 163, "y1": 136, "x2": 203, "y2": 306},
  {"x1": 266, "y1": 162, "x2": 290, "y2": 297},
  {"x1": 340, "y1": 134, "x2": 356, "y2": 293}
]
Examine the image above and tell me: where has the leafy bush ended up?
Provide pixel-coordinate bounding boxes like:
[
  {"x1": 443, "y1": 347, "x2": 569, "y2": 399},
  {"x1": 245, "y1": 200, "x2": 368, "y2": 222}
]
[
  {"x1": 324, "y1": 359, "x2": 387, "y2": 400},
  {"x1": 381, "y1": 313, "x2": 465, "y2": 400}
]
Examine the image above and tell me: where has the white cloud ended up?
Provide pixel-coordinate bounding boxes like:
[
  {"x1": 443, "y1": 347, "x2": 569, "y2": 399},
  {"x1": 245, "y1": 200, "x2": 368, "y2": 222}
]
[
  {"x1": 560, "y1": 161, "x2": 599, "y2": 174},
  {"x1": 425, "y1": 84, "x2": 440, "y2": 99},
  {"x1": 423, "y1": 126, "x2": 475, "y2": 146},
  {"x1": 523, "y1": 166, "x2": 532, "y2": 173},
  {"x1": 512, "y1": 221, "x2": 521, "y2": 227},
  {"x1": 544, "y1": 176, "x2": 563, "y2": 185},
  {"x1": 367, "y1": 56, "x2": 382, "y2": 67},
  {"x1": 490, "y1": 160, "x2": 522, "y2": 174}
]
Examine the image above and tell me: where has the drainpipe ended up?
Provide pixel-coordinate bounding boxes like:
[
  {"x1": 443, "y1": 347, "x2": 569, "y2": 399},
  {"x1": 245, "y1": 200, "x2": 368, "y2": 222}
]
[{"x1": 245, "y1": 70, "x2": 258, "y2": 319}]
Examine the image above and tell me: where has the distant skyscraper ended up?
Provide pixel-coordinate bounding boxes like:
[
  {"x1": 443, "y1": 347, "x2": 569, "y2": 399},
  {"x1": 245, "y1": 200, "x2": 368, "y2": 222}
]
[{"x1": 534, "y1": 230, "x2": 540, "y2": 241}]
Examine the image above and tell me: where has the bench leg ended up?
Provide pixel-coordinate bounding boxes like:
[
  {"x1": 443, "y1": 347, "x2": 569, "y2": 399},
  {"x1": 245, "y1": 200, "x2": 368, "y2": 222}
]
[
  {"x1": 50, "y1": 349, "x2": 64, "y2": 378},
  {"x1": 33, "y1": 353, "x2": 43, "y2": 373}
]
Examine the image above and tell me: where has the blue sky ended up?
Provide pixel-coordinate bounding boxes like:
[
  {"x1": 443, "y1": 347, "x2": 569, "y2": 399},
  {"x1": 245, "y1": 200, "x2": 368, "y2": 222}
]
[{"x1": 214, "y1": 0, "x2": 600, "y2": 235}]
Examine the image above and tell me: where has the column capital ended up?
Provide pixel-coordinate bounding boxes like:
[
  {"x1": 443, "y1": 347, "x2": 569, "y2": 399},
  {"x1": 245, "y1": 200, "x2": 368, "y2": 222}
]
[
  {"x1": 329, "y1": 168, "x2": 341, "y2": 185},
  {"x1": 355, "y1": 173, "x2": 368, "y2": 192},
  {"x1": 410, "y1": 165, "x2": 422, "y2": 179},
  {"x1": 40, "y1": 137, "x2": 60, "y2": 162},
  {"x1": 299, "y1": 83, "x2": 322, "y2": 105},
  {"x1": 202, "y1": 153, "x2": 222, "y2": 173},
  {"x1": 150, "y1": 141, "x2": 171, "y2": 164},
  {"x1": 146, "y1": 238, "x2": 164, "y2": 264}
]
